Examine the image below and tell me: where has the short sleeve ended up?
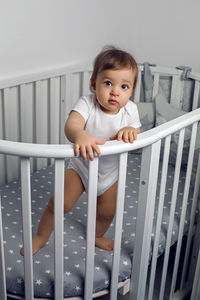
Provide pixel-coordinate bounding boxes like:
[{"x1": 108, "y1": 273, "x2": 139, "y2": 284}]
[
  {"x1": 71, "y1": 95, "x2": 93, "y2": 122},
  {"x1": 125, "y1": 101, "x2": 142, "y2": 128}
]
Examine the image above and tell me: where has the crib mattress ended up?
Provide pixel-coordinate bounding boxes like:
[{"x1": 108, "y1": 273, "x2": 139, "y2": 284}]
[{"x1": 0, "y1": 153, "x2": 195, "y2": 298}]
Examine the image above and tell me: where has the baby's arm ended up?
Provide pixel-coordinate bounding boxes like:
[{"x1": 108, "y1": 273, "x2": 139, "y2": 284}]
[
  {"x1": 65, "y1": 111, "x2": 106, "y2": 160},
  {"x1": 110, "y1": 127, "x2": 141, "y2": 143}
]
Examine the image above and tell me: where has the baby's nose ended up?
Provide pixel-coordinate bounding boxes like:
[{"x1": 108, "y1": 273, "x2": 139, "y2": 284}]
[{"x1": 111, "y1": 86, "x2": 120, "y2": 96}]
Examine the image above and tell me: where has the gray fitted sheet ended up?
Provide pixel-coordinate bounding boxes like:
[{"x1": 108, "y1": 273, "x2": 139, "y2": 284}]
[{"x1": 0, "y1": 153, "x2": 196, "y2": 298}]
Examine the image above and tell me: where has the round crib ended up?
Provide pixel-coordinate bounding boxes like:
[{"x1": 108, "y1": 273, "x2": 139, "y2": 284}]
[{"x1": 0, "y1": 62, "x2": 200, "y2": 300}]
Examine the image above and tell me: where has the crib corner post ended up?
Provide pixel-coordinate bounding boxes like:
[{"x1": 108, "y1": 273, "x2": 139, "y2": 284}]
[{"x1": 129, "y1": 141, "x2": 161, "y2": 300}]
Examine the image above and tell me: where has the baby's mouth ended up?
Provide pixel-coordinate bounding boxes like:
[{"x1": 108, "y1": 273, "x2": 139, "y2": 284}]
[{"x1": 109, "y1": 99, "x2": 118, "y2": 104}]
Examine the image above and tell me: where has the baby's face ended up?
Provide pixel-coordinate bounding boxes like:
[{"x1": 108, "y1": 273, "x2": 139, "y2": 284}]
[{"x1": 93, "y1": 68, "x2": 136, "y2": 114}]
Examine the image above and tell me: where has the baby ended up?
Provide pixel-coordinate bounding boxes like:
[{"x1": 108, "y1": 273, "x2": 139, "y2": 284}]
[{"x1": 21, "y1": 45, "x2": 141, "y2": 255}]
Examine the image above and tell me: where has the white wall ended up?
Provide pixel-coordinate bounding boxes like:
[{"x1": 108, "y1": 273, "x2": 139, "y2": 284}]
[{"x1": 0, "y1": 0, "x2": 200, "y2": 79}]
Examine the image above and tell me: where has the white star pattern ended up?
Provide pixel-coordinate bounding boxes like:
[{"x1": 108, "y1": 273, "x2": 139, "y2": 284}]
[
  {"x1": 74, "y1": 264, "x2": 80, "y2": 268},
  {"x1": 35, "y1": 279, "x2": 42, "y2": 286},
  {"x1": 16, "y1": 260, "x2": 22, "y2": 263},
  {"x1": 65, "y1": 271, "x2": 71, "y2": 276},
  {"x1": 17, "y1": 278, "x2": 23, "y2": 284}
]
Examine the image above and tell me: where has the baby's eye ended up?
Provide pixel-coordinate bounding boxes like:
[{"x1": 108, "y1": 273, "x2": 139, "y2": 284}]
[
  {"x1": 121, "y1": 84, "x2": 129, "y2": 90},
  {"x1": 104, "y1": 81, "x2": 112, "y2": 86}
]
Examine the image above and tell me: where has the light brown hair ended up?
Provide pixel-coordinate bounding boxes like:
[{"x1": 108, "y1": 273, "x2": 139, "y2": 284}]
[{"x1": 90, "y1": 46, "x2": 138, "y2": 91}]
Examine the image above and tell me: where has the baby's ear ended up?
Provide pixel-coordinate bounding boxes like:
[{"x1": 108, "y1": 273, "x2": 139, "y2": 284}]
[{"x1": 90, "y1": 78, "x2": 96, "y2": 91}]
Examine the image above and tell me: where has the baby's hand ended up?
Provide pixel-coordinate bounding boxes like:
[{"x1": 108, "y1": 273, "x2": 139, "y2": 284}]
[
  {"x1": 110, "y1": 127, "x2": 140, "y2": 143},
  {"x1": 74, "y1": 131, "x2": 106, "y2": 161}
]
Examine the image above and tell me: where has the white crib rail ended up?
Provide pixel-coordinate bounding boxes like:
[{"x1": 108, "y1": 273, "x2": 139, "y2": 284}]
[{"x1": 0, "y1": 108, "x2": 199, "y2": 158}]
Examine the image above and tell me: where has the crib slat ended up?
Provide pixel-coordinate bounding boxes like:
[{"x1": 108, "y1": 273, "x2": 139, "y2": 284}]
[
  {"x1": 4, "y1": 87, "x2": 20, "y2": 182},
  {"x1": 152, "y1": 73, "x2": 160, "y2": 100},
  {"x1": 129, "y1": 140, "x2": 161, "y2": 300},
  {"x1": 71, "y1": 72, "x2": 82, "y2": 106},
  {"x1": 169, "y1": 123, "x2": 198, "y2": 299},
  {"x1": 134, "y1": 71, "x2": 141, "y2": 103},
  {"x1": 82, "y1": 71, "x2": 90, "y2": 96},
  {"x1": 19, "y1": 83, "x2": 35, "y2": 172},
  {"x1": 3, "y1": 87, "x2": 20, "y2": 141},
  {"x1": 84, "y1": 157, "x2": 99, "y2": 300},
  {"x1": 0, "y1": 155, "x2": 5, "y2": 186},
  {"x1": 0, "y1": 195, "x2": 7, "y2": 300},
  {"x1": 49, "y1": 78, "x2": 60, "y2": 144},
  {"x1": 20, "y1": 84, "x2": 31, "y2": 143},
  {"x1": 49, "y1": 77, "x2": 60, "y2": 165},
  {"x1": 192, "y1": 80, "x2": 200, "y2": 110},
  {"x1": 110, "y1": 152, "x2": 128, "y2": 300},
  {"x1": 35, "y1": 81, "x2": 48, "y2": 170},
  {"x1": 54, "y1": 158, "x2": 65, "y2": 300},
  {"x1": 60, "y1": 73, "x2": 71, "y2": 144},
  {"x1": 159, "y1": 129, "x2": 185, "y2": 300},
  {"x1": 170, "y1": 74, "x2": 183, "y2": 109},
  {"x1": 0, "y1": 90, "x2": 5, "y2": 185},
  {"x1": 180, "y1": 151, "x2": 200, "y2": 289},
  {"x1": 21, "y1": 158, "x2": 34, "y2": 299},
  {"x1": 0, "y1": 91, "x2": 6, "y2": 186},
  {"x1": 0, "y1": 89, "x2": 4, "y2": 140},
  {"x1": 148, "y1": 135, "x2": 171, "y2": 300}
]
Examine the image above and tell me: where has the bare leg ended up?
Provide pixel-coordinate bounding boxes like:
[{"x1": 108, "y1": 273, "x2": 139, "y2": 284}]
[
  {"x1": 95, "y1": 182, "x2": 117, "y2": 251},
  {"x1": 20, "y1": 168, "x2": 84, "y2": 255}
]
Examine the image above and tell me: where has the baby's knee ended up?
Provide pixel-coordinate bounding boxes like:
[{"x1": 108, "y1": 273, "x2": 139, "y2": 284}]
[{"x1": 48, "y1": 195, "x2": 74, "y2": 214}]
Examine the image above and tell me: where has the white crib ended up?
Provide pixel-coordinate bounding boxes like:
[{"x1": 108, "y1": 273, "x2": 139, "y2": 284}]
[{"x1": 0, "y1": 62, "x2": 200, "y2": 300}]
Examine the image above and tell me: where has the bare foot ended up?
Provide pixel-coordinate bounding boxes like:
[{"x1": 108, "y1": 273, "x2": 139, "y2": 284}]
[
  {"x1": 20, "y1": 235, "x2": 47, "y2": 256},
  {"x1": 95, "y1": 237, "x2": 114, "y2": 251}
]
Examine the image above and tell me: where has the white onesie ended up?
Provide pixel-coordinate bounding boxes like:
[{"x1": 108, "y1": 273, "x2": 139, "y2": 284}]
[{"x1": 67, "y1": 94, "x2": 141, "y2": 196}]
